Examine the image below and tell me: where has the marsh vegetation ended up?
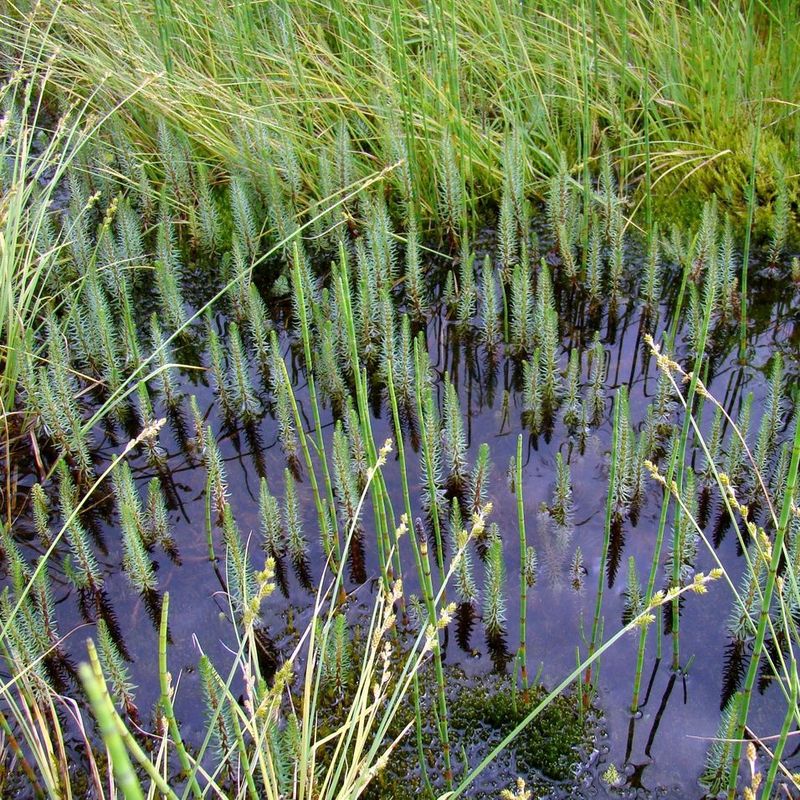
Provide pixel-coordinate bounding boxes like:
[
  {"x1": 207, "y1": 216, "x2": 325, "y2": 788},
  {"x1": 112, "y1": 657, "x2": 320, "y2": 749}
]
[{"x1": 0, "y1": 1, "x2": 799, "y2": 798}]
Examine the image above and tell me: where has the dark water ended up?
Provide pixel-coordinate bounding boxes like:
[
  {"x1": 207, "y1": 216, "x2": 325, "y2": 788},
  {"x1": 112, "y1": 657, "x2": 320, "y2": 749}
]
[{"x1": 8, "y1": 237, "x2": 800, "y2": 797}]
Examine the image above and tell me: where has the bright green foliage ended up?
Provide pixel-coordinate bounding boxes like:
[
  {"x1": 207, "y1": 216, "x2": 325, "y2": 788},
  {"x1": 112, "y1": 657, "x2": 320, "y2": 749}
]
[
  {"x1": 522, "y1": 349, "x2": 542, "y2": 433},
  {"x1": 198, "y1": 654, "x2": 235, "y2": 761},
  {"x1": 479, "y1": 255, "x2": 500, "y2": 350},
  {"x1": 700, "y1": 695, "x2": 739, "y2": 794},
  {"x1": 457, "y1": 247, "x2": 477, "y2": 329},
  {"x1": 450, "y1": 501, "x2": 477, "y2": 605},
  {"x1": 483, "y1": 528, "x2": 507, "y2": 635},
  {"x1": 611, "y1": 387, "x2": 636, "y2": 513},
  {"x1": 524, "y1": 546, "x2": 538, "y2": 589},
  {"x1": 586, "y1": 218, "x2": 602, "y2": 304},
  {"x1": 221, "y1": 504, "x2": 255, "y2": 615},
  {"x1": 207, "y1": 317, "x2": 233, "y2": 417},
  {"x1": 57, "y1": 461, "x2": 102, "y2": 589},
  {"x1": 149, "y1": 314, "x2": 180, "y2": 410},
  {"x1": 754, "y1": 354, "x2": 784, "y2": 482},
  {"x1": 562, "y1": 349, "x2": 582, "y2": 431},
  {"x1": 724, "y1": 392, "x2": 753, "y2": 490},
  {"x1": 247, "y1": 284, "x2": 273, "y2": 379},
  {"x1": 469, "y1": 443, "x2": 492, "y2": 516},
  {"x1": 550, "y1": 452, "x2": 573, "y2": 527},
  {"x1": 154, "y1": 200, "x2": 187, "y2": 333},
  {"x1": 547, "y1": 155, "x2": 578, "y2": 282},
  {"x1": 283, "y1": 468, "x2": 307, "y2": 566},
  {"x1": 227, "y1": 321, "x2": 260, "y2": 422},
  {"x1": 259, "y1": 477, "x2": 284, "y2": 559},
  {"x1": 622, "y1": 556, "x2": 643, "y2": 624},
  {"x1": 322, "y1": 613, "x2": 353, "y2": 695},
  {"x1": 332, "y1": 420, "x2": 360, "y2": 532},
  {"x1": 768, "y1": 158, "x2": 789, "y2": 264},
  {"x1": 442, "y1": 377, "x2": 468, "y2": 493},
  {"x1": 120, "y1": 502, "x2": 157, "y2": 594},
  {"x1": 498, "y1": 180, "x2": 518, "y2": 280},
  {"x1": 96, "y1": 619, "x2": 136, "y2": 714},
  {"x1": 194, "y1": 161, "x2": 220, "y2": 254},
  {"x1": 230, "y1": 176, "x2": 259, "y2": 260},
  {"x1": 204, "y1": 426, "x2": 229, "y2": 522},
  {"x1": 270, "y1": 332, "x2": 299, "y2": 467},
  {"x1": 437, "y1": 131, "x2": 462, "y2": 242},
  {"x1": 404, "y1": 213, "x2": 426, "y2": 318},
  {"x1": 641, "y1": 223, "x2": 660, "y2": 313},
  {"x1": 587, "y1": 332, "x2": 606, "y2": 426},
  {"x1": 146, "y1": 477, "x2": 175, "y2": 556},
  {"x1": 509, "y1": 262, "x2": 533, "y2": 355},
  {"x1": 31, "y1": 483, "x2": 51, "y2": 548}
]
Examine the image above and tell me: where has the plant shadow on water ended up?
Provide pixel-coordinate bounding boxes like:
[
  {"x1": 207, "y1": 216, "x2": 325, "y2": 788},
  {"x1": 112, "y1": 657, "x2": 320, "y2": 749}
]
[{"x1": 5, "y1": 204, "x2": 800, "y2": 798}]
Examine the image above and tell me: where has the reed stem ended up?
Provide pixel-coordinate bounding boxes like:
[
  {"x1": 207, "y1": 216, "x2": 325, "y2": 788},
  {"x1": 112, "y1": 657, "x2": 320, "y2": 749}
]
[
  {"x1": 738, "y1": 97, "x2": 763, "y2": 361},
  {"x1": 515, "y1": 434, "x2": 529, "y2": 698},
  {"x1": 158, "y1": 594, "x2": 201, "y2": 798}
]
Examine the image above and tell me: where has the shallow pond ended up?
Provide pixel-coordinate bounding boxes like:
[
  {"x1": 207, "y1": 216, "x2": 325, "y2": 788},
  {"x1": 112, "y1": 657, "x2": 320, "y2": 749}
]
[{"x1": 7, "y1": 224, "x2": 800, "y2": 798}]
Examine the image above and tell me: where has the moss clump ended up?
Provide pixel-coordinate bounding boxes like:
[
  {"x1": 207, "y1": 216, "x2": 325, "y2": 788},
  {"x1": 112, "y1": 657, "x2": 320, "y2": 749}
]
[{"x1": 450, "y1": 680, "x2": 588, "y2": 783}]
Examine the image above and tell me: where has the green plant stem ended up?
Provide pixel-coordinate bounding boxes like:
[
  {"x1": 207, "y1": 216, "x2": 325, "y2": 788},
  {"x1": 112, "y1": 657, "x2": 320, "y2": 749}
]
[
  {"x1": 158, "y1": 594, "x2": 201, "y2": 798},
  {"x1": 79, "y1": 659, "x2": 144, "y2": 800},
  {"x1": 515, "y1": 434, "x2": 528, "y2": 698},
  {"x1": 739, "y1": 96, "x2": 762, "y2": 361},
  {"x1": 85, "y1": 641, "x2": 181, "y2": 800},
  {"x1": 204, "y1": 470, "x2": 215, "y2": 561}
]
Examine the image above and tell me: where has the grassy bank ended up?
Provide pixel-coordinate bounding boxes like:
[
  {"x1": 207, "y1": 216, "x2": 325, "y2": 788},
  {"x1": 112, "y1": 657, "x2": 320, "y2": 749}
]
[{"x1": 3, "y1": 0, "x2": 799, "y2": 229}]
